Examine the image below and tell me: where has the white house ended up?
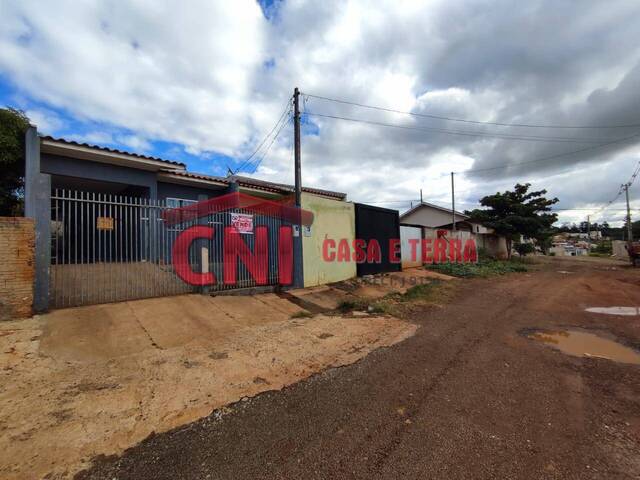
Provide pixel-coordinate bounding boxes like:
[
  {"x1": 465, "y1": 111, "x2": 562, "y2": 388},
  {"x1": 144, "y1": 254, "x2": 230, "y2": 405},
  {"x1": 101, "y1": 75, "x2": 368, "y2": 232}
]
[{"x1": 399, "y1": 202, "x2": 509, "y2": 260}]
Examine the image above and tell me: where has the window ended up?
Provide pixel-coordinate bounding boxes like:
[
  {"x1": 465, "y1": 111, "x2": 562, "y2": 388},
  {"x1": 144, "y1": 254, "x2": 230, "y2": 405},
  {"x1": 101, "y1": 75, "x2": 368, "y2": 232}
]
[
  {"x1": 166, "y1": 198, "x2": 197, "y2": 209},
  {"x1": 165, "y1": 197, "x2": 198, "y2": 231}
]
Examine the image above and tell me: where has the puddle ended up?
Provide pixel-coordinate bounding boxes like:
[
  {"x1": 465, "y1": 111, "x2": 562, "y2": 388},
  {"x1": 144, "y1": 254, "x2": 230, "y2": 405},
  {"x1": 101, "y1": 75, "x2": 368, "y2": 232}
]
[
  {"x1": 528, "y1": 330, "x2": 640, "y2": 365},
  {"x1": 585, "y1": 307, "x2": 640, "y2": 316}
]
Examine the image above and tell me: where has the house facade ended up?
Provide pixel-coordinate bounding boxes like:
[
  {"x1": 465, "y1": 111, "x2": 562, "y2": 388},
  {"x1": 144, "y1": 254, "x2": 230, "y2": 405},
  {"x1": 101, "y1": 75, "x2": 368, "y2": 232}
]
[
  {"x1": 24, "y1": 128, "x2": 353, "y2": 311},
  {"x1": 399, "y1": 202, "x2": 508, "y2": 260}
]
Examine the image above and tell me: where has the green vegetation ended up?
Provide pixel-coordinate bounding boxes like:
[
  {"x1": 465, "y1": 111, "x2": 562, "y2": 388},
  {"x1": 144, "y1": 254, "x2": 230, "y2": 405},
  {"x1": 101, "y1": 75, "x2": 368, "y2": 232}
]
[
  {"x1": 427, "y1": 259, "x2": 528, "y2": 278},
  {"x1": 400, "y1": 281, "x2": 448, "y2": 302},
  {"x1": 337, "y1": 298, "x2": 370, "y2": 313},
  {"x1": 290, "y1": 310, "x2": 313, "y2": 319},
  {"x1": 0, "y1": 108, "x2": 30, "y2": 216},
  {"x1": 335, "y1": 280, "x2": 453, "y2": 316},
  {"x1": 514, "y1": 242, "x2": 535, "y2": 256},
  {"x1": 593, "y1": 240, "x2": 612, "y2": 255},
  {"x1": 466, "y1": 183, "x2": 558, "y2": 258}
]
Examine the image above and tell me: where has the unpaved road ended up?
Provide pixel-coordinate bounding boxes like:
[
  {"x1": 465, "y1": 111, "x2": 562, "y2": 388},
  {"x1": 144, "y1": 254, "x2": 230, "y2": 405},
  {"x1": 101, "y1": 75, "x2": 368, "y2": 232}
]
[{"x1": 78, "y1": 258, "x2": 640, "y2": 479}]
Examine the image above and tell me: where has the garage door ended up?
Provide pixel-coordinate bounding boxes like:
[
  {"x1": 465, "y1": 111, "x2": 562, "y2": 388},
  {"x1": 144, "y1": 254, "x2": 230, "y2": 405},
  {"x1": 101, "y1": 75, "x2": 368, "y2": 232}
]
[
  {"x1": 400, "y1": 225, "x2": 422, "y2": 269},
  {"x1": 354, "y1": 203, "x2": 401, "y2": 276}
]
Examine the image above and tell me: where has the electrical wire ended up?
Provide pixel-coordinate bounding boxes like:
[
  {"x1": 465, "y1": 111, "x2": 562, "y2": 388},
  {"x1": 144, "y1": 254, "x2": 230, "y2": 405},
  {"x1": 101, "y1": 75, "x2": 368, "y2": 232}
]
[
  {"x1": 459, "y1": 131, "x2": 640, "y2": 174},
  {"x1": 590, "y1": 158, "x2": 640, "y2": 216},
  {"x1": 303, "y1": 92, "x2": 640, "y2": 129},
  {"x1": 305, "y1": 112, "x2": 613, "y2": 144},
  {"x1": 234, "y1": 98, "x2": 292, "y2": 174},
  {"x1": 244, "y1": 114, "x2": 292, "y2": 174}
]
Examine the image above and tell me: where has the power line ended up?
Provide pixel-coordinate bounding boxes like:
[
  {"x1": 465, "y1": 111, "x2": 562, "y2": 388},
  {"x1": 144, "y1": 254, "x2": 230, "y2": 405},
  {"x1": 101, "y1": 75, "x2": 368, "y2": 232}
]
[
  {"x1": 303, "y1": 92, "x2": 640, "y2": 129},
  {"x1": 245, "y1": 114, "x2": 292, "y2": 174},
  {"x1": 234, "y1": 98, "x2": 292, "y2": 174},
  {"x1": 459, "y1": 131, "x2": 640, "y2": 174},
  {"x1": 307, "y1": 108, "x2": 640, "y2": 175},
  {"x1": 591, "y1": 158, "x2": 640, "y2": 215},
  {"x1": 304, "y1": 112, "x2": 613, "y2": 144}
]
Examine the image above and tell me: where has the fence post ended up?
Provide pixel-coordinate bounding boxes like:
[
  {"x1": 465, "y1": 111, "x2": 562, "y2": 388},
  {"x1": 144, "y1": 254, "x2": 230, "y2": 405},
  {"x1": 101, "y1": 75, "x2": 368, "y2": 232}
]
[{"x1": 25, "y1": 126, "x2": 51, "y2": 313}]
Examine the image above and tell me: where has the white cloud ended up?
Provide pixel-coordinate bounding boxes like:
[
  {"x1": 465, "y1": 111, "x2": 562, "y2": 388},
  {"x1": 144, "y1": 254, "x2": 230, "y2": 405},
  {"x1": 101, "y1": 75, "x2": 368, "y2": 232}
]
[
  {"x1": 0, "y1": 0, "x2": 267, "y2": 155},
  {"x1": 2, "y1": 0, "x2": 640, "y2": 227}
]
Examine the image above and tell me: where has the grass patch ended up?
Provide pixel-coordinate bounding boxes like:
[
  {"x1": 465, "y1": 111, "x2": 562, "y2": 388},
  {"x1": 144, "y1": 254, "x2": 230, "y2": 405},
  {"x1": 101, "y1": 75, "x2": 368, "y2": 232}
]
[
  {"x1": 290, "y1": 310, "x2": 313, "y2": 319},
  {"x1": 401, "y1": 281, "x2": 442, "y2": 301},
  {"x1": 337, "y1": 297, "x2": 399, "y2": 315},
  {"x1": 335, "y1": 279, "x2": 457, "y2": 316},
  {"x1": 427, "y1": 259, "x2": 528, "y2": 278},
  {"x1": 337, "y1": 298, "x2": 370, "y2": 313}
]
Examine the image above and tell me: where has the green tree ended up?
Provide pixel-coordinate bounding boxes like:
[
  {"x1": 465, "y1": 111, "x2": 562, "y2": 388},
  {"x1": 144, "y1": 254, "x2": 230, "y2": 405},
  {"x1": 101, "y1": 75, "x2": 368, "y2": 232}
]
[
  {"x1": 465, "y1": 183, "x2": 559, "y2": 259},
  {"x1": 514, "y1": 242, "x2": 535, "y2": 256},
  {"x1": 0, "y1": 108, "x2": 30, "y2": 216}
]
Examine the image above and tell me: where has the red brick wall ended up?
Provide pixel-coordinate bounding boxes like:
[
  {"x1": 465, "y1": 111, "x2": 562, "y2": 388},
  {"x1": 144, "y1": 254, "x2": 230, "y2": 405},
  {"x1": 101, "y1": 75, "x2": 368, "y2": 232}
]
[{"x1": 0, "y1": 217, "x2": 34, "y2": 320}]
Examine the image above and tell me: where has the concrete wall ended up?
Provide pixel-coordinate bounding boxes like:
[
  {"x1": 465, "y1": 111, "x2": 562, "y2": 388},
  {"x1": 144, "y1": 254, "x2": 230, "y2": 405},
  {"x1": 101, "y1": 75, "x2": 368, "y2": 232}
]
[
  {"x1": 423, "y1": 227, "x2": 508, "y2": 259},
  {"x1": 0, "y1": 218, "x2": 35, "y2": 320},
  {"x1": 302, "y1": 193, "x2": 356, "y2": 287},
  {"x1": 42, "y1": 154, "x2": 157, "y2": 195},
  {"x1": 612, "y1": 240, "x2": 628, "y2": 259},
  {"x1": 157, "y1": 182, "x2": 225, "y2": 201},
  {"x1": 400, "y1": 225, "x2": 422, "y2": 268}
]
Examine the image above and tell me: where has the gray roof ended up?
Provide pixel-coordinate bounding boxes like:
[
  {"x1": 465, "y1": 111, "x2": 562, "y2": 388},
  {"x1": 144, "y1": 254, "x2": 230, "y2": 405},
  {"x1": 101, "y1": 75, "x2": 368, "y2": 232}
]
[
  {"x1": 40, "y1": 135, "x2": 186, "y2": 168},
  {"x1": 41, "y1": 135, "x2": 346, "y2": 200},
  {"x1": 400, "y1": 201, "x2": 469, "y2": 220},
  {"x1": 162, "y1": 170, "x2": 346, "y2": 199}
]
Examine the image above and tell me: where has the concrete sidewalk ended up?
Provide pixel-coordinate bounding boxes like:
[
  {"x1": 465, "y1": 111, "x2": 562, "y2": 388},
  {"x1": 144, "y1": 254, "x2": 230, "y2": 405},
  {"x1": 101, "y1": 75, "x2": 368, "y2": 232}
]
[{"x1": 41, "y1": 293, "x2": 307, "y2": 362}]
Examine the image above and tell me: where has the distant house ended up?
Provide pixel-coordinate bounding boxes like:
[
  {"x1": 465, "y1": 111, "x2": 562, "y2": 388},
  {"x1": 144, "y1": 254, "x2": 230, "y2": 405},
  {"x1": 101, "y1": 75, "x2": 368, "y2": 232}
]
[
  {"x1": 399, "y1": 202, "x2": 508, "y2": 260},
  {"x1": 400, "y1": 201, "x2": 470, "y2": 230}
]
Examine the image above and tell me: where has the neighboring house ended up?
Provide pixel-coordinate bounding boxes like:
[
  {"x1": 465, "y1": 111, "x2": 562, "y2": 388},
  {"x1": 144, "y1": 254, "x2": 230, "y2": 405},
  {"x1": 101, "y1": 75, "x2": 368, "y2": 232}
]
[
  {"x1": 400, "y1": 201, "x2": 469, "y2": 230},
  {"x1": 24, "y1": 131, "x2": 352, "y2": 310},
  {"x1": 399, "y1": 202, "x2": 508, "y2": 260}
]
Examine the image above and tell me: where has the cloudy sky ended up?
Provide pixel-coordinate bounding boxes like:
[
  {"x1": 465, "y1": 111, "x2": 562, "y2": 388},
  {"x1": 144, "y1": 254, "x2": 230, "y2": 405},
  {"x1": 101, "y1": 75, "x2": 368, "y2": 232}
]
[{"x1": 1, "y1": 0, "x2": 640, "y2": 226}]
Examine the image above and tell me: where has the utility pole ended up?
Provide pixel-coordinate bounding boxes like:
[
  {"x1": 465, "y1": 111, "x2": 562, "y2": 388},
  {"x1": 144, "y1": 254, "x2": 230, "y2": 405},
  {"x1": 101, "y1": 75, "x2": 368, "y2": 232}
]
[
  {"x1": 293, "y1": 88, "x2": 303, "y2": 288},
  {"x1": 451, "y1": 172, "x2": 456, "y2": 232},
  {"x1": 624, "y1": 182, "x2": 633, "y2": 248},
  {"x1": 420, "y1": 188, "x2": 423, "y2": 204},
  {"x1": 587, "y1": 215, "x2": 590, "y2": 240}
]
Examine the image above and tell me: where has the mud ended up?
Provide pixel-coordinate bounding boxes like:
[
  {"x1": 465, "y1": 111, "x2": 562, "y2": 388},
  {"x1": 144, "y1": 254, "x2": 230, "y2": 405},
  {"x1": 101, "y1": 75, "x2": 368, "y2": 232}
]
[{"x1": 529, "y1": 329, "x2": 640, "y2": 365}]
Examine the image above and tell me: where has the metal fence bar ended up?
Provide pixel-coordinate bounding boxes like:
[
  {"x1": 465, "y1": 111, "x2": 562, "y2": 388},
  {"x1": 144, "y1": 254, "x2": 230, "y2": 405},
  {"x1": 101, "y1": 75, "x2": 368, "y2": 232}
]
[{"x1": 49, "y1": 189, "x2": 284, "y2": 308}]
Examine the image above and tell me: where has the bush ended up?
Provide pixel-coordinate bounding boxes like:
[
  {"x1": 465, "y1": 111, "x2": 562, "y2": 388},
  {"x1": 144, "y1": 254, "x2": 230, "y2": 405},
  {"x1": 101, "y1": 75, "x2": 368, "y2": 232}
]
[{"x1": 514, "y1": 243, "x2": 535, "y2": 256}]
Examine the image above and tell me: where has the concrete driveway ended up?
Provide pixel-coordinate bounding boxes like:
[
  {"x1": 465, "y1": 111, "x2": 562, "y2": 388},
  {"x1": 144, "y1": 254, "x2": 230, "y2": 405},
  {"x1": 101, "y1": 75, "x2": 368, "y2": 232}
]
[{"x1": 0, "y1": 291, "x2": 416, "y2": 479}]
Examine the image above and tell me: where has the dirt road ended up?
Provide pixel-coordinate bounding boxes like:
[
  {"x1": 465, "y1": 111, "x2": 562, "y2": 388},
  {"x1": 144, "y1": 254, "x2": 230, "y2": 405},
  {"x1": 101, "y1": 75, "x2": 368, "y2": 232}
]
[{"x1": 78, "y1": 258, "x2": 640, "y2": 479}]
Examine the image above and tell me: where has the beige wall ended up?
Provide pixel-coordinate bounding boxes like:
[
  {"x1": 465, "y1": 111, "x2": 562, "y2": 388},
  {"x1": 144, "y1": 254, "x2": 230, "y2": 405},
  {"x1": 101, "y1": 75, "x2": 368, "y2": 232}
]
[
  {"x1": 0, "y1": 217, "x2": 34, "y2": 320},
  {"x1": 302, "y1": 193, "x2": 356, "y2": 287}
]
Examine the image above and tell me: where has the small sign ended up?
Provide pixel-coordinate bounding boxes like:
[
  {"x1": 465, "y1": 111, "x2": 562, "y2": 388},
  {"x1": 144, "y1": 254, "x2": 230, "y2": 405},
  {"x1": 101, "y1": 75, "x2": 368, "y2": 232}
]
[
  {"x1": 230, "y1": 213, "x2": 253, "y2": 234},
  {"x1": 303, "y1": 225, "x2": 312, "y2": 237},
  {"x1": 97, "y1": 217, "x2": 114, "y2": 231},
  {"x1": 292, "y1": 224, "x2": 300, "y2": 237}
]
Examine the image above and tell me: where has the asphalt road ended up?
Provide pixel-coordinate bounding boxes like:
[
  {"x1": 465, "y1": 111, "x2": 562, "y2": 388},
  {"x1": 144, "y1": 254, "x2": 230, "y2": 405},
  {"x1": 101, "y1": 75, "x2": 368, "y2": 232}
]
[{"x1": 77, "y1": 258, "x2": 640, "y2": 479}]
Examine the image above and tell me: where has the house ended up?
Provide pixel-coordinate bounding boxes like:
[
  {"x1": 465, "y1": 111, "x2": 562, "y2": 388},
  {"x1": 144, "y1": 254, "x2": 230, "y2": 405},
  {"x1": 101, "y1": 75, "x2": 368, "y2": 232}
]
[
  {"x1": 399, "y1": 202, "x2": 509, "y2": 260},
  {"x1": 400, "y1": 201, "x2": 470, "y2": 230},
  {"x1": 24, "y1": 128, "x2": 354, "y2": 310}
]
